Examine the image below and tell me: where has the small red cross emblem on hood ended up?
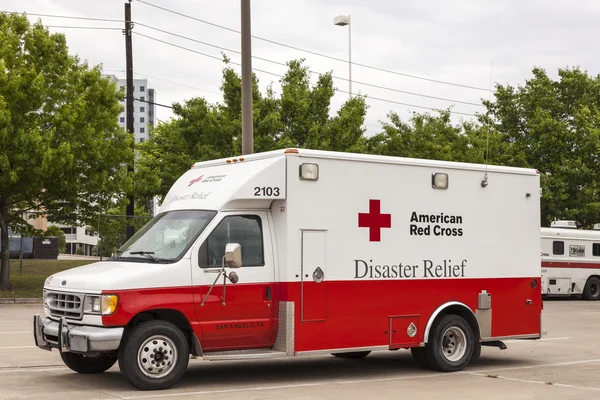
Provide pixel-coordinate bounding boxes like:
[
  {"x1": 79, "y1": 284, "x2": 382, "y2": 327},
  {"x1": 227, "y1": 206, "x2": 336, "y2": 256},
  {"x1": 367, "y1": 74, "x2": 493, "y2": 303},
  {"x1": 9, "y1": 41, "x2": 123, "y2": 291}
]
[{"x1": 188, "y1": 176, "x2": 204, "y2": 186}]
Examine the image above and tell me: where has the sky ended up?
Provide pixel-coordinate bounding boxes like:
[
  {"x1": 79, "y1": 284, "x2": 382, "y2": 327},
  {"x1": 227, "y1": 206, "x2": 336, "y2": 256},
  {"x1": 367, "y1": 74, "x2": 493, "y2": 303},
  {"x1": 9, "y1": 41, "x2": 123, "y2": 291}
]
[{"x1": 3, "y1": 0, "x2": 600, "y2": 136}]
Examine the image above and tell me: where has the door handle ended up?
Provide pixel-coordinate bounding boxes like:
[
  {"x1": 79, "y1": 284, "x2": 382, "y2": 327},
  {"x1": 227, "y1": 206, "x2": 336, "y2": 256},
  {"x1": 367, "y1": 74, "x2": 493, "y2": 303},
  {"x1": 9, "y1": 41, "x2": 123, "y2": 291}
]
[{"x1": 265, "y1": 287, "x2": 271, "y2": 301}]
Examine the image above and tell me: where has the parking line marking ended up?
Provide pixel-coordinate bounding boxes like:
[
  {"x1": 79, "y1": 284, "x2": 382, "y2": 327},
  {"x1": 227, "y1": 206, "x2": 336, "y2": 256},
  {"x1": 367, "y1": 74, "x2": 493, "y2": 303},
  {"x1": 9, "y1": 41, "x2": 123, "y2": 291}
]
[
  {"x1": 462, "y1": 371, "x2": 600, "y2": 392},
  {"x1": 503, "y1": 337, "x2": 571, "y2": 343},
  {"x1": 0, "y1": 346, "x2": 36, "y2": 349},
  {"x1": 472, "y1": 358, "x2": 600, "y2": 373},
  {"x1": 116, "y1": 373, "x2": 445, "y2": 399},
  {"x1": 0, "y1": 367, "x2": 66, "y2": 374},
  {"x1": 0, "y1": 331, "x2": 32, "y2": 334}
]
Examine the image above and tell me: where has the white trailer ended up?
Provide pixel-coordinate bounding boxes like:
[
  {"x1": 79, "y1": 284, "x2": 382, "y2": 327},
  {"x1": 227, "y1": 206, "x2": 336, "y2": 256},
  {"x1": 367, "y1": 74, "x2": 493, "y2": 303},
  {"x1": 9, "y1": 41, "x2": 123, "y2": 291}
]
[{"x1": 541, "y1": 220, "x2": 600, "y2": 300}]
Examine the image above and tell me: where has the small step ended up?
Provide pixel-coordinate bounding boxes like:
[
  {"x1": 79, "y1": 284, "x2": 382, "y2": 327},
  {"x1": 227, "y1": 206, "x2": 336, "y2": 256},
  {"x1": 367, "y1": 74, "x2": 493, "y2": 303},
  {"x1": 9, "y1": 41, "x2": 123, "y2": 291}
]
[{"x1": 203, "y1": 348, "x2": 287, "y2": 361}]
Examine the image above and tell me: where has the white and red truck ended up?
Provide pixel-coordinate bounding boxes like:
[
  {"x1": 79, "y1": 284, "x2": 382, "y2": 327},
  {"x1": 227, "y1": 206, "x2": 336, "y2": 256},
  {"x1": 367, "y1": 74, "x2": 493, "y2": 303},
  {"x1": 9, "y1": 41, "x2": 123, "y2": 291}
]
[
  {"x1": 33, "y1": 148, "x2": 543, "y2": 390},
  {"x1": 541, "y1": 220, "x2": 600, "y2": 300}
]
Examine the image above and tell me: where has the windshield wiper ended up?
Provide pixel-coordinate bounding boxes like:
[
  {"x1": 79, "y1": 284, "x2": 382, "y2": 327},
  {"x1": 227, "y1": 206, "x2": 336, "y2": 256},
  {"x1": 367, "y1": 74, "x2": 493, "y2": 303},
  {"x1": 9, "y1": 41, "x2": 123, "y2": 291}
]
[{"x1": 129, "y1": 251, "x2": 159, "y2": 262}]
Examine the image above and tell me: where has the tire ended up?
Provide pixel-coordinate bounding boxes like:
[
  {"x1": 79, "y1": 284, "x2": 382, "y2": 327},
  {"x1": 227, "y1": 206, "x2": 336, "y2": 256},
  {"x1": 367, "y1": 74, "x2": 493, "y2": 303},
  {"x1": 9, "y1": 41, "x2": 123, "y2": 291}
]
[
  {"x1": 424, "y1": 314, "x2": 474, "y2": 372},
  {"x1": 60, "y1": 352, "x2": 117, "y2": 374},
  {"x1": 410, "y1": 347, "x2": 432, "y2": 369},
  {"x1": 118, "y1": 320, "x2": 190, "y2": 390},
  {"x1": 582, "y1": 277, "x2": 600, "y2": 300},
  {"x1": 332, "y1": 351, "x2": 371, "y2": 359}
]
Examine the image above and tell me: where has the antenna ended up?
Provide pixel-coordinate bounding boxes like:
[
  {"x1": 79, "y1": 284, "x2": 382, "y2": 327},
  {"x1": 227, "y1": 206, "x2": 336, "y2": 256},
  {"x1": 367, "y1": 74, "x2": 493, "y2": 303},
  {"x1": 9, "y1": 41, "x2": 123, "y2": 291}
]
[{"x1": 481, "y1": 61, "x2": 493, "y2": 188}]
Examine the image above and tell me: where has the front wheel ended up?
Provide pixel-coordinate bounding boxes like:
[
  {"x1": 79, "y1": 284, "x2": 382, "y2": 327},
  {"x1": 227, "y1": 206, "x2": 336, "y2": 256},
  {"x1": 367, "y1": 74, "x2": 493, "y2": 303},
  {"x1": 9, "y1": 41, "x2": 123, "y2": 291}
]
[
  {"x1": 60, "y1": 352, "x2": 117, "y2": 374},
  {"x1": 118, "y1": 320, "x2": 190, "y2": 390},
  {"x1": 424, "y1": 314, "x2": 474, "y2": 372}
]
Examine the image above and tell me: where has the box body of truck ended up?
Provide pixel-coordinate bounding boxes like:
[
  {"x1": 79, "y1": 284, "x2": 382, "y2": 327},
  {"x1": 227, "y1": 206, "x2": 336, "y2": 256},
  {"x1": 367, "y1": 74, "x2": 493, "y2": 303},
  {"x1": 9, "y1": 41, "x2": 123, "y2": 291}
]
[{"x1": 33, "y1": 148, "x2": 542, "y2": 390}]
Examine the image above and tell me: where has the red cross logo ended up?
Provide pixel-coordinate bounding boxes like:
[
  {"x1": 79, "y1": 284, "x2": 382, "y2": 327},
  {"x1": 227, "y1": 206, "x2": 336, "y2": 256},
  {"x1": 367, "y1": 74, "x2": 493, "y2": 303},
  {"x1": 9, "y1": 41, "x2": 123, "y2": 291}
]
[
  {"x1": 188, "y1": 175, "x2": 204, "y2": 186},
  {"x1": 358, "y1": 199, "x2": 391, "y2": 242}
]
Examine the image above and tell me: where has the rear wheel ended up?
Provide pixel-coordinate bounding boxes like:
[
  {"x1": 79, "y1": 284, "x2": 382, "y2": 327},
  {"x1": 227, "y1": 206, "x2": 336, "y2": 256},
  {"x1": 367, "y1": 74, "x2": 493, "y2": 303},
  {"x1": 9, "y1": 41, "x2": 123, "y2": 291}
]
[
  {"x1": 424, "y1": 314, "x2": 474, "y2": 372},
  {"x1": 583, "y1": 277, "x2": 600, "y2": 300},
  {"x1": 60, "y1": 352, "x2": 117, "y2": 374},
  {"x1": 332, "y1": 351, "x2": 371, "y2": 359},
  {"x1": 118, "y1": 320, "x2": 190, "y2": 390}
]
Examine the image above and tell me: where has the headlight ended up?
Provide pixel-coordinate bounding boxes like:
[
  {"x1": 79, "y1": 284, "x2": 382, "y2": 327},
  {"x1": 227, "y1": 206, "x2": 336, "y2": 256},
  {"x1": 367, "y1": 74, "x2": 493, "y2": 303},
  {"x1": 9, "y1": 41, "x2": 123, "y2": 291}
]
[{"x1": 84, "y1": 294, "x2": 119, "y2": 316}]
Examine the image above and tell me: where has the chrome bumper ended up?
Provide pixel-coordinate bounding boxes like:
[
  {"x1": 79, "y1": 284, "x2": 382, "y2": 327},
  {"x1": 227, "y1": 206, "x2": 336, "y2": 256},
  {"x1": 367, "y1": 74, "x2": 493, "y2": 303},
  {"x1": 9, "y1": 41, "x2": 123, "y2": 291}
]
[{"x1": 33, "y1": 314, "x2": 123, "y2": 354}]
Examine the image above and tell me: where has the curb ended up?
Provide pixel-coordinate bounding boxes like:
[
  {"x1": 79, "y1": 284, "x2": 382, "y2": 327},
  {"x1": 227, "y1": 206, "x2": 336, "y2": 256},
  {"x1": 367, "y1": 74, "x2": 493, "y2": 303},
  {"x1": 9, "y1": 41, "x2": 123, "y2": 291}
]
[{"x1": 0, "y1": 298, "x2": 42, "y2": 305}]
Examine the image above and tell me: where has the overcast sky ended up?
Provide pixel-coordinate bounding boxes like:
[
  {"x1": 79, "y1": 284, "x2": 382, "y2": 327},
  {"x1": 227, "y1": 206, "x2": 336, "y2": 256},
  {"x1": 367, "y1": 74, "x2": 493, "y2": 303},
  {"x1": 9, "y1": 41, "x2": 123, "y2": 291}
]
[{"x1": 4, "y1": 0, "x2": 600, "y2": 136}]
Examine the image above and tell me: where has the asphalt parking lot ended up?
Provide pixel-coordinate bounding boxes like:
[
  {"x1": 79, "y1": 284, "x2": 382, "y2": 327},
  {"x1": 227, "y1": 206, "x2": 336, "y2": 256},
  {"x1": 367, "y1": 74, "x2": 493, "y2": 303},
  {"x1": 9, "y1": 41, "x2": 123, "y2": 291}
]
[{"x1": 0, "y1": 300, "x2": 598, "y2": 400}]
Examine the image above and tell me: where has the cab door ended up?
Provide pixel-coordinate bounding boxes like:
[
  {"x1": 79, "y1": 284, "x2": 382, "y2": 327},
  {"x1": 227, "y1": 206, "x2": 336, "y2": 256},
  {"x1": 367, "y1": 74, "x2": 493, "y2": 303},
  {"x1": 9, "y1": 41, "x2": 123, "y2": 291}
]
[{"x1": 190, "y1": 211, "x2": 276, "y2": 351}]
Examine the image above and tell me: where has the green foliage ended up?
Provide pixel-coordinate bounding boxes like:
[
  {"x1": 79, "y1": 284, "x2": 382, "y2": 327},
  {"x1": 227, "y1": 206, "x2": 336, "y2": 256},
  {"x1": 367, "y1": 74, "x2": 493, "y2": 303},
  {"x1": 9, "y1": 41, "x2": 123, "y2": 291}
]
[
  {"x1": 95, "y1": 204, "x2": 151, "y2": 258},
  {"x1": 480, "y1": 67, "x2": 600, "y2": 227},
  {"x1": 134, "y1": 58, "x2": 368, "y2": 203},
  {"x1": 45, "y1": 225, "x2": 66, "y2": 253},
  {"x1": 0, "y1": 13, "x2": 134, "y2": 290}
]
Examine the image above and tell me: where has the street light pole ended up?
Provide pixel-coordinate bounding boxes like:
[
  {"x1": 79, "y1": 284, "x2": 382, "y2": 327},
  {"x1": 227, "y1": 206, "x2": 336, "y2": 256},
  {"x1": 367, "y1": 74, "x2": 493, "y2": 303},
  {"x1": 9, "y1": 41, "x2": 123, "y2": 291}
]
[
  {"x1": 241, "y1": 0, "x2": 253, "y2": 155},
  {"x1": 334, "y1": 14, "x2": 351, "y2": 98}
]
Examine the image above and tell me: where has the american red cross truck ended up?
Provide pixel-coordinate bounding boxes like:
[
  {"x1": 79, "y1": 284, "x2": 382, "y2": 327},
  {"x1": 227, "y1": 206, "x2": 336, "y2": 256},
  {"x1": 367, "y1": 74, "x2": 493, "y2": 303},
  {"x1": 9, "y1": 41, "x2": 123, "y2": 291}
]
[{"x1": 33, "y1": 148, "x2": 543, "y2": 390}]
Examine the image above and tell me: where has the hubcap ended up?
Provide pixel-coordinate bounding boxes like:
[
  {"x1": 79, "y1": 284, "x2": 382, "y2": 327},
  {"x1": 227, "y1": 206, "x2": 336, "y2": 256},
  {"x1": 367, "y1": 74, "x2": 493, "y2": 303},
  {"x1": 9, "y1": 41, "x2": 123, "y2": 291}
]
[
  {"x1": 137, "y1": 335, "x2": 178, "y2": 379},
  {"x1": 591, "y1": 283, "x2": 599, "y2": 297},
  {"x1": 441, "y1": 326, "x2": 467, "y2": 362}
]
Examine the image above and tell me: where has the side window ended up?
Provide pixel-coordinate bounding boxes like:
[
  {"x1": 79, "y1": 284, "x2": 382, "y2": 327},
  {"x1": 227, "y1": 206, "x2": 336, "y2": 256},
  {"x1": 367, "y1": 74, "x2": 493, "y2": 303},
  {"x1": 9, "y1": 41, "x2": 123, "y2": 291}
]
[
  {"x1": 204, "y1": 215, "x2": 264, "y2": 267},
  {"x1": 593, "y1": 243, "x2": 600, "y2": 257},
  {"x1": 553, "y1": 241, "x2": 564, "y2": 255}
]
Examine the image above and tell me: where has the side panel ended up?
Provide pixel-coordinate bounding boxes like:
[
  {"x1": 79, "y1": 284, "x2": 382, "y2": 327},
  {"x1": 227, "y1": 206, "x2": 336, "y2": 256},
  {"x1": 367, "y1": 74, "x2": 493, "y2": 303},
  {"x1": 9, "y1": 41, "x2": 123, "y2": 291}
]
[
  {"x1": 301, "y1": 230, "x2": 327, "y2": 322},
  {"x1": 283, "y1": 155, "x2": 541, "y2": 353}
]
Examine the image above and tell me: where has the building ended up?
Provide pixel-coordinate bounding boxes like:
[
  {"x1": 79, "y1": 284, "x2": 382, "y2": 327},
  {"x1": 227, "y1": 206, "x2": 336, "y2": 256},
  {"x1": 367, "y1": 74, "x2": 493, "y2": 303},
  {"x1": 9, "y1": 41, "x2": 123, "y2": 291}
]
[
  {"x1": 53, "y1": 224, "x2": 99, "y2": 256},
  {"x1": 103, "y1": 75, "x2": 157, "y2": 143}
]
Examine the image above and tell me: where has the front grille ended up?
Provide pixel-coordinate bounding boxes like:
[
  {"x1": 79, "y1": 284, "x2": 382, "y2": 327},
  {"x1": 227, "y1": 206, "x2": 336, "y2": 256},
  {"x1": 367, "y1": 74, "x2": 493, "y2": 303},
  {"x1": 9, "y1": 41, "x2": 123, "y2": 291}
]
[{"x1": 45, "y1": 291, "x2": 83, "y2": 320}]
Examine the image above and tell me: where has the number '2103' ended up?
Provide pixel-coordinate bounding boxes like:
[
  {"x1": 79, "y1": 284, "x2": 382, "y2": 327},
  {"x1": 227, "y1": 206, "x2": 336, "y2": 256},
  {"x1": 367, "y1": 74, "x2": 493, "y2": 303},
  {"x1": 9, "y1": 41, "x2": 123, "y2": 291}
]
[{"x1": 254, "y1": 186, "x2": 280, "y2": 196}]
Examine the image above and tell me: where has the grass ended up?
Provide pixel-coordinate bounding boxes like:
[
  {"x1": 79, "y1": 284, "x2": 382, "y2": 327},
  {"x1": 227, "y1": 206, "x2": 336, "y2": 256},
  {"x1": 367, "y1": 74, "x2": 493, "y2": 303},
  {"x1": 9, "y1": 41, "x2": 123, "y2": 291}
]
[{"x1": 0, "y1": 259, "x2": 95, "y2": 298}]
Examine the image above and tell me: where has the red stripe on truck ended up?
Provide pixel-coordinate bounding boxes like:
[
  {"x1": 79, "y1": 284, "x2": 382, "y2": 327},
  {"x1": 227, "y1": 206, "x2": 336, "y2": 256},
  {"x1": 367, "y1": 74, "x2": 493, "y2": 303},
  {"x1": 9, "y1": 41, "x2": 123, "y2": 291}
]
[
  {"x1": 102, "y1": 277, "x2": 541, "y2": 353},
  {"x1": 542, "y1": 261, "x2": 600, "y2": 270}
]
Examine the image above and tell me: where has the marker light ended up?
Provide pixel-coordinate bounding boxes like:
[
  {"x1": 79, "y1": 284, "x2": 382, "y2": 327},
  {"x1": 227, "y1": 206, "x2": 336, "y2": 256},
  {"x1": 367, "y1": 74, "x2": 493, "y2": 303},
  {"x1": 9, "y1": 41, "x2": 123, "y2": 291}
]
[
  {"x1": 101, "y1": 295, "x2": 119, "y2": 316},
  {"x1": 299, "y1": 163, "x2": 319, "y2": 180},
  {"x1": 432, "y1": 173, "x2": 448, "y2": 190}
]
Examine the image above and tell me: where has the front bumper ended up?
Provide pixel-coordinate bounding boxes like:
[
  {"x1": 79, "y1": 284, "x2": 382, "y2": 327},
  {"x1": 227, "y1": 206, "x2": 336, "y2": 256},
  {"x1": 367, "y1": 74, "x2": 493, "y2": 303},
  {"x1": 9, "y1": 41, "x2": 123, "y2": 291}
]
[{"x1": 33, "y1": 314, "x2": 124, "y2": 354}]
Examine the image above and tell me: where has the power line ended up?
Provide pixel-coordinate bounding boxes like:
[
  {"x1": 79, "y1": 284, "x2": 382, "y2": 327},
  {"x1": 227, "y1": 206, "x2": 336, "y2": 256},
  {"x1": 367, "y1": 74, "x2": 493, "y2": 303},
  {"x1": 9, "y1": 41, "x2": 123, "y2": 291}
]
[
  {"x1": 8, "y1": 9, "x2": 487, "y2": 105},
  {"x1": 106, "y1": 69, "x2": 222, "y2": 96},
  {"x1": 46, "y1": 25, "x2": 122, "y2": 31},
  {"x1": 133, "y1": 22, "x2": 484, "y2": 107},
  {"x1": 3, "y1": 11, "x2": 124, "y2": 24},
  {"x1": 134, "y1": 97, "x2": 173, "y2": 109},
  {"x1": 134, "y1": 32, "x2": 477, "y2": 117},
  {"x1": 136, "y1": 0, "x2": 491, "y2": 92}
]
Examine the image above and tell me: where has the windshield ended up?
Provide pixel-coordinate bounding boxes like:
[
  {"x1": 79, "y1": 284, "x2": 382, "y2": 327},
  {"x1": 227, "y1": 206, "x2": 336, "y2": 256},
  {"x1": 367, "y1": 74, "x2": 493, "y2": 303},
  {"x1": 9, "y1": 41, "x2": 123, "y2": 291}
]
[{"x1": 115, "y1": 210, "x2": 217, "y2": 263}]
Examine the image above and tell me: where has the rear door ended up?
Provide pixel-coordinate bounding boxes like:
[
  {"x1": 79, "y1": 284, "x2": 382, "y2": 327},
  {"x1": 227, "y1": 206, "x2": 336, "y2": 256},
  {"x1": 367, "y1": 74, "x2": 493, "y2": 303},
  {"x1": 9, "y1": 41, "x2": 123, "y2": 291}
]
[{"x1": 191, "y1": 211, "x2": 276, "y2": 351}]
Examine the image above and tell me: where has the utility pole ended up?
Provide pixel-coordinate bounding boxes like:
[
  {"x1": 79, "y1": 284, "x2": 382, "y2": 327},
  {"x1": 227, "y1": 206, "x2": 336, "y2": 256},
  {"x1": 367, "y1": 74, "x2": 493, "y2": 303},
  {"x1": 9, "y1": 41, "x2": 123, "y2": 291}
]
[
  {"x1": 124, "y1": 0, "x2": 135, "y2": 239},
  {"x1": 241, "y1": 0, "x2": 253, "y2": 155}
]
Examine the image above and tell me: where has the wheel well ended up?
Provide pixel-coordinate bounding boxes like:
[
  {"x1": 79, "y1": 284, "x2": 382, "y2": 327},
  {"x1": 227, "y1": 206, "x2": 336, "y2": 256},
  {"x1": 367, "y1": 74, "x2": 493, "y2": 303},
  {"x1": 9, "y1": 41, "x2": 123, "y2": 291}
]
[
  {"x1": 585, "y1": 275, "x2": 600, "y2": 285},
  {"x1": 424, "y1": 303, "x2": 480, "y2": 343},
  {"x1": 123, "y1": 309, "x2": 202, "y2": 356}
]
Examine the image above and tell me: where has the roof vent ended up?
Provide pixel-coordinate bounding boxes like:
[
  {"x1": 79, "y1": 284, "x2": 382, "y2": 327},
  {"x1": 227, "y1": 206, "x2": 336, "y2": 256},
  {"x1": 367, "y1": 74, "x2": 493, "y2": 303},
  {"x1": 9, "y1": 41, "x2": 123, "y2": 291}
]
[{"x1": 550, "y1": 220, "x2": 577, "y2": 229}]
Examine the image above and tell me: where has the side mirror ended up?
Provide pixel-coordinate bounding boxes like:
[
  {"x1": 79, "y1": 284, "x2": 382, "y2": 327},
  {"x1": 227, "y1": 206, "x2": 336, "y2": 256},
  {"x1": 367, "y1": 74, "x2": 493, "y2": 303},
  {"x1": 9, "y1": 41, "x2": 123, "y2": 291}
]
[{"x1": 224, "y1": 243, "x2": 242, "y2": 268}]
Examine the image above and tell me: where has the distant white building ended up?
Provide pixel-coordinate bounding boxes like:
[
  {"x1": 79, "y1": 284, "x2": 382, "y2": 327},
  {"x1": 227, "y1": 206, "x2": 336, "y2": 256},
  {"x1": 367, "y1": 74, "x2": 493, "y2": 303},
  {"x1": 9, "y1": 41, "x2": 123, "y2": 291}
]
[
  {"x1": 52, "y1": 224, "x2": 99, "y2": 256},
  {"x1": 103, "y1": 75, "x2": 157, "y2": 143}
]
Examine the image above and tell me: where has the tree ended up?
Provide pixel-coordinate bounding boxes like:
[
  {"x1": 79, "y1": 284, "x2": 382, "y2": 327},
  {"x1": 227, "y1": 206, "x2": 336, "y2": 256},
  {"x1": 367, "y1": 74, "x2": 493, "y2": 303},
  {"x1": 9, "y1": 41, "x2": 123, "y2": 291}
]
[
  {"x1": 0, "y1": 13, "x2": 133, "y2": 290},
  {"x1": 135, "y1": 58, "x2": 368, "y2": 204},
  {"x1": 480, "y1": 67, "x2": 600, "y2": 227},
  {"x1": 45, "y1": 225, "x2": 66, "y2": 253}
]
